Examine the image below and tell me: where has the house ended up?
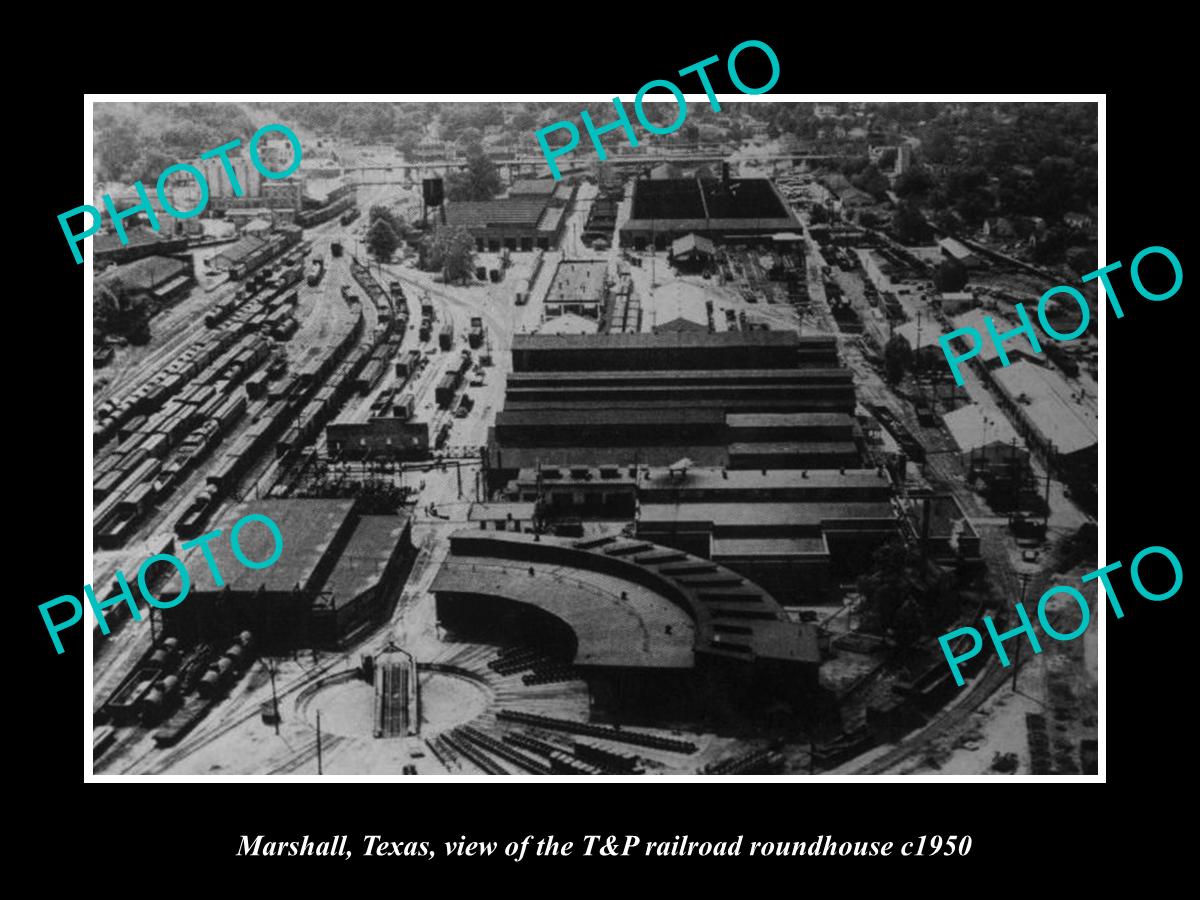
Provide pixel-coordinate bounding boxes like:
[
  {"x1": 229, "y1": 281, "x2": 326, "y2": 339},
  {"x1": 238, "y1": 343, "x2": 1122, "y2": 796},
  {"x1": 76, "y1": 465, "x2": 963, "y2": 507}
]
[
  {"x1": 669, "y1": 233, "x2": 715, "y2": 272},
  {"x1": 938, "y1": 236, "x2": 983, "y2": 269},
  {"x1": 936, "y1": 291, "x2": 976, "y2": 315},
  {"x1": 941, "y1": 404, "x2": 1028, "y2": 474}
]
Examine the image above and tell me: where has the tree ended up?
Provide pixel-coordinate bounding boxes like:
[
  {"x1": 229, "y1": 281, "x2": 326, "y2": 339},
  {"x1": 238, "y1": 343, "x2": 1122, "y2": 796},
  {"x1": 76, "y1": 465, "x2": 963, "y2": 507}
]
[
  {"x1": 455, "y1": 126, "x2": 483, "y2": 149},
  {"x1": 892, "y1": 202, "x2": 929, "y2": 244},
  {"x1": 94, "y1": 275, "x2": 152, "y2": 344},
  {"x1": 808, "y1": 204, "x2": 830, "y2": 225},
  {"x1": 877, "y1": 147, "x2": 897, "y2": 170},
  {"x1": 683, "y1": 122, "x2": 700, "y2": 144},
  {"x1": 424, "y1": 225, "x2": 476, "y2": 284},
  {"x1": 921, "y1": 127, "x2": 954, "y2": 164},
  {"x1": 370, "y1": 205, "x2": 406, "y2": 236},
  {"x1": 446, "y1": 147, "x2": 501, "y2": 201},
  {"x1": 933, "y1": 259, "x2": 969, "y2": 293},
  {"x1": 96, "y1": 119, "x2": 142, "y2": 181},
  {"x1": 884, "y1": 334, "x2": 913, "y2": 385},
  {"x1": 852, "y1": 164, "x2": 890, "y2": 201},
  {"x1": 856, "y1": 539, "x2": 959, "y2": 641},
  {"x1": 895, "y1": 167, "x2": 935, "y2": 199},
  {"x1": 367, "y1": 218, "x2": 401, "y2": 261}
]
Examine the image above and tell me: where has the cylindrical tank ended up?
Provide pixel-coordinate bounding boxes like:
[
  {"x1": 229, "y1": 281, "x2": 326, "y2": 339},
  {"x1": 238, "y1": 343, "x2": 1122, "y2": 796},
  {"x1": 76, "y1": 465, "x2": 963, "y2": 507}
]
[
  {"x1": 158, "y1": 675, "x2": 181, "y2": 699},
  {"x1": 214, "y1": 657, "x2": 234, "y2": 681},
  {"x1": 198, "y1": 670, "x2": 220, "y2": 698},
  {"x1": 223, "y1": 645, "x2": 245, "y2": 671},
  {"x1": 237, "y1": 631, "x2": 254, "y2": 649},
  {"x1": 148, "y1": 649, "x2": 169, "y2": 669},
  {"x1": 161, "y1": 637, "x2": 180, "y2": 653},
  {"x1": 140, "y1": 687, "x2": 166, "y2": 719}
]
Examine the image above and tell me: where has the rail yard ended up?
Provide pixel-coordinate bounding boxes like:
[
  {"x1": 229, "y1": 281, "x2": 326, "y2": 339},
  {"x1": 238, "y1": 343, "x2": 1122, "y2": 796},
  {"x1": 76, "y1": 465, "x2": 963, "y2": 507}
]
[{"x1": 90, "y1": 101, "x2": 1097, "y2": 777}]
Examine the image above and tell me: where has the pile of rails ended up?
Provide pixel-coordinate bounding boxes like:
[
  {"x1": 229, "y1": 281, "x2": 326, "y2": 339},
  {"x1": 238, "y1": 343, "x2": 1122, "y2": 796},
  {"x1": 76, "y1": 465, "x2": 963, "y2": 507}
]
[
  {"x1": 701, "y1": 746, "x2": 785, "y2": 775},
  {"x1": 501, "y1": 732, "x2": 643, "y2": 775},
  {"x1": 496, "y1": 709, "x2": 698, "y2": 754}
]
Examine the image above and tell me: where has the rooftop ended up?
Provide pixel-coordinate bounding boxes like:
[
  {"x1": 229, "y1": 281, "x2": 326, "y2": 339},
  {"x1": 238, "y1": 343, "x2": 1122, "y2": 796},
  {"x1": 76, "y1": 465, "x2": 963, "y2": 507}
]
[
  {"x1": 726, "y1": 412, "x2": 856, "y2": 429},
  {"x1": 179, "y1": 499, "x2": 356, "y2": 595},
  {"x1": 639, "y1": 501, "x2": 896, "y2": 529},
  {"x1": 546, "y1": 260, "x2": 608, "y2": 303},
  {"x1": 629, "y1": 177, "x2": 796, "y2": 223},
  {"x1": 443, "y1": 197, "x2": 549, "y2": 229},
  {"x1": 639, "y1": 466, "x2": 888, "y2": 494},
  {"x1": 992, "y1": 361, "x2": 1098, "y2": 456},
  {"x1": 509, "y1": 179, "x2": 556, "y2": 196},
  {"x1": 941, "y1": 403, "x2": 1023, "y2": 453},
  {"x1": 431, "y1": 555, "x2": 696, "y2": 668},
  {"x1": 512, "y1": 330, "x2": 803, "y2": 351},
  {"x1": 938, "y1": 236, "x2": 976, "y2": 260},
  {"x1": 712, "y1": 536, "x2": 830, "y2": 557},
  {"x1": 95, "y1": 226, "x2": 178, "y2": 254},
  {"x1": 100, "y1": 255, "x2": 189, "y2": 293},
  {"x1": 318, "y1": 515, "x2": 410, "y2": 611},
  {"x1": 671, "y1": 233, "x2": 716, "y2": 257}
]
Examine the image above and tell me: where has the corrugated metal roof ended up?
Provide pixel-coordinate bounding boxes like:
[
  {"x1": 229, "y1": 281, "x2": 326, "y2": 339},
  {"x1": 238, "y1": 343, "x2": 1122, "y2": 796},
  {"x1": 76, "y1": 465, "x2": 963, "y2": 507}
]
[
  {"x1": 992, "y1": 362, "x2": 1097, "y2": 456},
  {"x1": 443, "y1": 198, "x2": 548, "y2": 228},
  {"x1": 512, "y1": 331, "x2": 803, "y2": 350},
  {"x1": 941, "y1": 403, "x2": 1022, "y2": 453}
]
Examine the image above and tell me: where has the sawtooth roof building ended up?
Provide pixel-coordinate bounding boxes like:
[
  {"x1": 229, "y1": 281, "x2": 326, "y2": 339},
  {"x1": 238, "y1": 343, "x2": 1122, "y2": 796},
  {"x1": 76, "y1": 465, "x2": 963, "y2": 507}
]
[{"x1": 619, "y1": 177, "x2": 801, "y2": 249}]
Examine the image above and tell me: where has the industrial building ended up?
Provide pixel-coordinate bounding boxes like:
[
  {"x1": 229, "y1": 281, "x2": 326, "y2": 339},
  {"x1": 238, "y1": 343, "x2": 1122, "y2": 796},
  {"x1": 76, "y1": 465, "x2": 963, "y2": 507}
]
[
  {"x1": 209, "y1": 225, "x2": 303, "y2": 277},
  {"x1": 162, "y1": 499, "x2": 415, "y2": 650},
  {"x1": 98, "y1": 254, "x2": 196, "y2": 306},
  {"x1": 991, "y1": 361, "x2": 1097, "y2": 479},
  {"x1": 544, "y1": 260, "x2": 608, "y2": 319},
  {"x1": 430, "y1": 531, "x2": 821, "y2": 717},
  {"x1": 941, "y1": 403, "x2": 1029, "y2": 476},
  {"x1": 488, "y1": 332, "x2": 858, "y2": 477},
  {"x1": 634, "y1": 467, "x2": 898, "y2": 605},
  {"x1": 443, "y1": 180, "x2": 576, "y2": 252},
  {"x1": 95, "y1": 226, "x2": 190, "y2": 267},
  {"x1": 619, "y1": 175, "x2": 802, "y2": 249}
]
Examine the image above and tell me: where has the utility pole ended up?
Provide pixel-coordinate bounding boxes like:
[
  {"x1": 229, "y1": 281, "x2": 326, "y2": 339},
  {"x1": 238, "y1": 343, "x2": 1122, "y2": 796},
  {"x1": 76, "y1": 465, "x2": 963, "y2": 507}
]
[
  {"x1": 267, "y1": 660, "x2": 280, "y2": 735},
  {"x1": 316, "y1": 710, "x2": 324, "y2": 775},
  {"x1": 1013, "y1": 572, "x2": 1032, "y2": 692},
  {"x1": 456, "y1": 459, "x2": 462, "y2": 499},
  {"x1": 1043, "y1": 442, "x2": 1054, "y2": 530}
]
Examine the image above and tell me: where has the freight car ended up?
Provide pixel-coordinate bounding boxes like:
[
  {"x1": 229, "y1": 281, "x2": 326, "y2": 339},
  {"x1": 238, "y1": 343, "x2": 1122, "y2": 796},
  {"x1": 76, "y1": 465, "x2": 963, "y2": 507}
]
[{"x1": 435, "y1": 371, "x2": 460, "y2": 409}]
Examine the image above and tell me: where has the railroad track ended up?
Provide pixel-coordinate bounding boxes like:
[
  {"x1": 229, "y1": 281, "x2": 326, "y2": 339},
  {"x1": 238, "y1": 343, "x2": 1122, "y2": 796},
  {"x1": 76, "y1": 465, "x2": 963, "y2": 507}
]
[
  {"x1": 266, "y1": 733, "x2": 346, "y2": 775},
  {"x1": 140, "y1": 654, "x2": 349, "y2": 774}
]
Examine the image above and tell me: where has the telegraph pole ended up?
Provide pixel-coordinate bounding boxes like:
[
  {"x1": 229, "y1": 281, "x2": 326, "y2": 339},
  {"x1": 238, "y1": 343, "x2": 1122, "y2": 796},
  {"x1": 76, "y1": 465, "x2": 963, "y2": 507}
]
[
  {"x1": 267, "y1": 660, "x2": 280, "y2": 735},
  {"x1": 316, "y1": 710, "x2": 324, "y2": 775},
  {"x1": 1013, "y1": 572, "x2": 1032, "y2": 692}
]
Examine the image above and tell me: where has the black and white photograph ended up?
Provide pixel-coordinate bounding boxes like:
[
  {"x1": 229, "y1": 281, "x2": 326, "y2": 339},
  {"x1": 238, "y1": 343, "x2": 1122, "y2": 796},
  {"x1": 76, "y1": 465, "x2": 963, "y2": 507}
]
[{"x1": 84, "y1": 96, "x2": 1101, "y2": 779}]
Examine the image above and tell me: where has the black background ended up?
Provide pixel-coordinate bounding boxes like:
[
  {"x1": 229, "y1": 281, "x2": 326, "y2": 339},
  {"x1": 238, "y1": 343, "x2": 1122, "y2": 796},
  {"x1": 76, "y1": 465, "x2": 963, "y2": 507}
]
[{"x1": 17, "y1": 20, "x2": 1190, "y2": 885}]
